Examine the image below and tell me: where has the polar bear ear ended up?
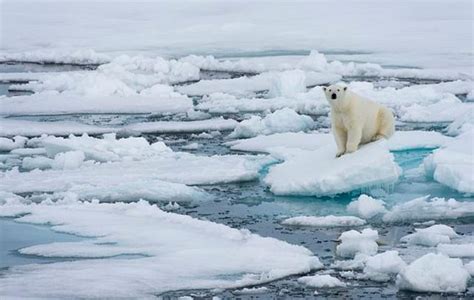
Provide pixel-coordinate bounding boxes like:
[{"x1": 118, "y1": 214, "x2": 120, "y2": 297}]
[{"x1": 343, "y1": 87, "x2": 347, "y2": 91}]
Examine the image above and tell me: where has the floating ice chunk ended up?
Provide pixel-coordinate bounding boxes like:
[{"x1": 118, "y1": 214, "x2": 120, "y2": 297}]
[
  {"x1": 383, "y1": 195, "x2": 474, "y2": 223},
  {"x1": 233, "y1": 287, "x2": 269, "y2": 295},
  {"x1": 346, "y1": 195, "x2": 387, "y2": 219},
  {"x1": 125, "y1": 118, "x2": 238, "y2": 134},
  {"x1": 446, "y1": 107, "x2": 474, "y2": 136},
  {"x1": 297, "y1": 274, "x2": 346, "y2": 288},
  {"x1": 0, "y1": 199, "x2": 321, "y2": 298},
  {"x1": 268, "y1": 70, "x2": 306, "y2": 97},
  {"x1": 0, "y1": 118, "x2": 115, "y2": 137},
  {"x1": 40, "y1": 134, "x2": 171, "y2": 162},
  {"x1": 437, "y1": 244, "x2": 474, "y2": 257},
  {"x1": 387, "y1": 131, "x2": 452, "y2": 151},
  {"x1": 400, "y1": 224, "x2": 457, "y2": 247},
  {"x1": 282, "y1": 215, "x2": 365, "y2": 227},
  {"x1": 229, "y1": 108, "x2": 314, "y2": 139},
  {"x1": 331, "y1": 253, "x2": 370, "y2": 270},
  {"x1": 363, "y1": 251, "x2": 406, "y2": 282},
  {"x1": 0, "y1": 136, "x2": 27, "y2": 151},
  {"x1": 264, "y1": 141, "x2": 400, "y2": 196},
  {"x1": 162, "y1": 202, "x2": 181, "y2": 211},
  {"x1": 0, "y1": 153, "x2": 273, "y2": 194},
  {"x1": 396, "y1": 253, "x2": 470, "y2": 293},
  {"x1": 336, "y1": 228, "x2": 379, "y2": 258},
  {"x1": 186, "y1": 109, "x2": 211, "y2": 120},
  {"x1": 424, "y1": 129, "x2": 474, "y2": 194}
]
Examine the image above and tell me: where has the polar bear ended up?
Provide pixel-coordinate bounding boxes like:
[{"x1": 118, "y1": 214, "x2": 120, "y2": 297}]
[{"x1": 323, "y1": 84, "x2": 395, "y2": 157}]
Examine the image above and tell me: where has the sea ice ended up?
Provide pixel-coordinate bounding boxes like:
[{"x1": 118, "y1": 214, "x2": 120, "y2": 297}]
[
  {"x1": 400, "y1": 224, "x2": 458, "y2": 247},
  {"x1": 346, "y1": 194, "x2": 387, "y2": 219},
  {"x1": 264, "y1": 141, "x2": 400, "y2": 196},
  {"x1": 363, "y1": 251, "x2": 406, "y2": 282},
  {"x1": 437, "y1": 244, "x2": 474, "y2": 257},
  {"x1": 336, "y1": 228, "x2": 379, "y2": 258},
  {"x1": 297, "y1": 274, "x2": 346, "y2": 288},
  {"x1": 424, "y1": 129, "x2": 474, "y2": 194},
  {"x1": 0, "y1": 199, "x2": 322, "y2": 298},
  {"x1": 229, "y1": 108, "x2": 314, "y2": 139},
  {"x1": 0, "y1": 136, "x2": 27, "y2": 151},
  {"x1": 281, "y1": 215, "x2": 366, "y2": 227},
  {"x1": 396, "y1": 253, "x2": 470, "y2": 293}
]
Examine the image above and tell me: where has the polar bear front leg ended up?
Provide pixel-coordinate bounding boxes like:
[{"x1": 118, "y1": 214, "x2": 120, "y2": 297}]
[
  {"x1": 346, "y1": 127, "x2": 362, "y2": 154},
  {"x1": 333, "y1": 127, "x2": 347, "y2": 157}
]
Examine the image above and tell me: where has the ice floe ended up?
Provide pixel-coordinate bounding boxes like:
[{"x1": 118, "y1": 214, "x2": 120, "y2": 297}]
[
  {"x1": 0, "y1": 136, "x2": 27, "y2": 151},
  {"x1": 400, "y1": 224, "x2": 458, "y2": 247},
  {"x1": 123, "y1": 117, "x2": 237, "y2": 134},
  {"x1": 0, "y1": 199, "x2": 321, "y2": 298},
  {"x1": 346, "y1": 194, "x2": 387, "y2": 219},
  {"x1": 281, "y1": 215, "x2": 366, "y2": 227},
  {"x1": 297, "y1": 274, "x2": 346, "y2": 288},
  {"x1": 336, "y1": 228, "x2": 379, "y2": 258},
  {"x1": 264, "y1": 141, "x2": 400, "y2": 196},
  {"x1": 383, "y1": 196, "x2": 474, "y2": 223},
  {"x1": 424, "y1": 129, "x2": 474, "y2": 194},
  {"x1": 229, "y1": 108, "x2": 314, "y2": 139},
  {"x1": 362, "y1": 251, "x2": 406, "y2": 282},
  {"x1": 437, "y1": 243, "x2": 474, "y2": 257},
  {"x1": 396, "y1": 253, "x2": 470, "y2": 293}
]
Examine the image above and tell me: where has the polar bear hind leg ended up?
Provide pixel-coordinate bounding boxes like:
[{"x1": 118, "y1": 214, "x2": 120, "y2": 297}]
[{"x1": 373, "y1": 107, "x2": 395, "y2": 141}]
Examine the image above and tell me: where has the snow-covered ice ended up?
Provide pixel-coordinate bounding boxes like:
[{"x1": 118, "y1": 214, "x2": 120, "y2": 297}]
[
  {"x1": 0, "y1": 199, "x2": 322, "y2": 298},
  {"x1": 346, "y1": 194, "x2": 387, "y2": 219},
  {"x1": 264, "y1": 141, "x2": 400, "y2": 196},
  {"x1": 0, "y1": 136, "x2": 27, "y2": 151},
  {"x1": 437, "y1": 244, "x2": 474, "y2": 258},
  {"x1": 400, "y1": 224, "x2": 458, "y2": 247},
  {"x1": 297, "y1": 274, "x2": 346, "y2": 288},
  {"x1": 336, "y1": 228, "x2": 379, "y2": 258},
  {"x1": 396, "y1": 253, "x2": 470, "y2": 293},
  {"x1": 229, "y1": 108, "x2": 314, "y2": 139},
  {"x1": 363, "y1": 251, "x2": 406, "y2": 282},
  {"x1": 282, "y1": 215, "x2": 366, "y2": 227},
  {"x1": 424, "y1": 129, "x2": 474, "y2": 194}
]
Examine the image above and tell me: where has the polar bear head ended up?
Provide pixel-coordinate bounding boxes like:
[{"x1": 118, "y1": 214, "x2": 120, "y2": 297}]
[{"x1": 323, "y1": 84, "x2": 347, "y2": 103}]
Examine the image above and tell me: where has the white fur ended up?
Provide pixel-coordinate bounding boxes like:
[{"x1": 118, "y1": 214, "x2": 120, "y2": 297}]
[{"x1": 323, "y1": 84, "x2": 395, "y2": 157}]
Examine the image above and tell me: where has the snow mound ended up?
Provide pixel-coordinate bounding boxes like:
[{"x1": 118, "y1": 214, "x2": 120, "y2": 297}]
[
  {"x1": 229, "y1": 108, "x2": 314, "y2": 139},
  {"x1": 282, "y1": 215, "x2": 366, "y2": 227},
  {"x1": 383, "y1": 195, "x2": 474, "y2": 223},
  {"x1": 387, "y1": 131, "x2": 452, "y2": 151},
  {"x1": 400, "y1": 224, "x2": 458, "y2": 247},
  {"x1": 0, "y1": 199, "x2": 321, "y2": 298},
  {"x1": 0, "y1": 49, "x2": 110, "y2": 65},
  {"x1": 346, "y1": 194, "x2": 387, "y2": 219},
  {"x1": 336, "y1": 228, "x2": 379, "y2": 258},
  {"x1": 424, "y1": 129, "x2": 474, "y2": 194},
  {"x1": 363, "y1": 251, "x2": 406, "y2": 282},
  {"x1": 264, "y1": 141, "x2": 400, "y2": 196},
  {"x1": 297, "y1": 274, "x2": 346, "y2": 288},
  {"x1": 396, "y1": 253, "x2": 470, "y2": 293}
]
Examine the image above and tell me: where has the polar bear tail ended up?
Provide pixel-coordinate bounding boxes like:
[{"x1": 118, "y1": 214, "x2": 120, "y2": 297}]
[{"x1": 376, "y1": 107, "x2": 395, "y2": 139}]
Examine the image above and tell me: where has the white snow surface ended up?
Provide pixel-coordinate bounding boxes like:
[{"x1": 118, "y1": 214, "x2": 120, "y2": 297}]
[
  {"x1": 282, "y1": 215, "x2": 366, "y2": 227},
  {"x1": 363, "y1": 251, "x2": 406, "y2": 282},
  {"x1": 400, "y1": 225, "x2": 458, "y2": 247},
  {"x1": 0, "y1": 136, "x2": 27, "y2": 151},
  {"x1": 264, "y1": 141, "x2": 400, "y2": 196},
  {"x1": 297, "y1": 274, "x2": 346, "y2": 288},
  {"x1": 396, "y1": 253, "x2": 471, "y2": 293},
  {"x1": 336, "y1": 228, "x2": 379, "y2": 258},
  {"x1": 229, "y1": 108, "x2": 314, "y2": 139},
  {"x1": 383, "y1": 196, "x2": 474, "y2": 223},
  {"x1": 346, "y1": 194, "x2": 387, "y2": 219},
  {"x1": 437, "y1": 244, "x2": 474, "y2": 258},
  {"x1": 424, "y1": 129, "x2": 474, "y2": 194},
  {"x1": 0, "y1": 199, "x2": 322, "y2": 298}
]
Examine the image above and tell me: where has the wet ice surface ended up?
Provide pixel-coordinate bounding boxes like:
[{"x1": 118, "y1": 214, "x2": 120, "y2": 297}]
[{"x1": 0, "y1": 57, "x2": 473, "y2": 299}]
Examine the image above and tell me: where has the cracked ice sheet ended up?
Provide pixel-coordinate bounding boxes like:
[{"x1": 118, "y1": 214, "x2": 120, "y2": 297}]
[
  {"x1": 0, "y1": 199, "x2": 321, "y2": 298},
  {"x1": 264, "y1": 141, "x2": 401, "y2": 196},
  {"x1": 0, "y1": 118, "x2": 237, "y2": 137},
  {"x1": 0, "y1": 153, "x2": 273, "y2": 194},
  {"x1": 226, "y1": 131, "x2": 452, "y2": 154}
]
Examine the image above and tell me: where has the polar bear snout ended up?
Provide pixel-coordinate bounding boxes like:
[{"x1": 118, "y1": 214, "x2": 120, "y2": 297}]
[{"x1": 331, "y1": 93, "x2": 337, "y2": 100}]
